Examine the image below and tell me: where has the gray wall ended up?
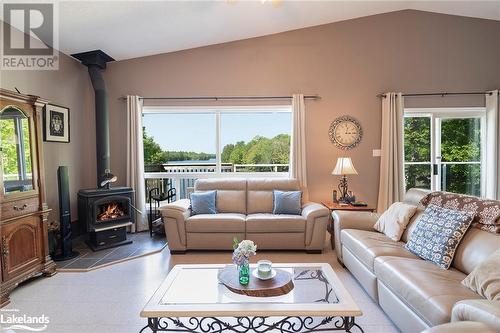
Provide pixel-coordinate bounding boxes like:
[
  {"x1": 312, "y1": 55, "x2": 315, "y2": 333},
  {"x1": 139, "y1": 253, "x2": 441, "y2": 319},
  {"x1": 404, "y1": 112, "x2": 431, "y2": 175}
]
[
  {"x1": 104, "y1": 10, "x2": 500, "y2": 206},
  {"x1": 1, "y1": 24, "x2": 95, "y2": 227}
]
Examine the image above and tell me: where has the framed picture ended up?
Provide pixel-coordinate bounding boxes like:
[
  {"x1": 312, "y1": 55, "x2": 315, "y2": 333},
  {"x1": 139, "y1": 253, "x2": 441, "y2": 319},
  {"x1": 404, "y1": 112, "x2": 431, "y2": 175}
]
[{"x1": 43, "y1": 104, "x2": 70, "y2": 143}]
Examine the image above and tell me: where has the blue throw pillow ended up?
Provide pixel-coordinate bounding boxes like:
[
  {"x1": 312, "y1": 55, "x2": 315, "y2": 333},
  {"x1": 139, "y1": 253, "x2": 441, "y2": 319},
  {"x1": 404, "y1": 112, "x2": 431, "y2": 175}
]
[
  {"x1": 405, "y1": 204, "x2": 473, "y2": 269},
  {"x1": 190, "y1": 191, "x2": 217, "y2": 215},
  {"x1": 273, "y1": 190, "x2": 302, "y2": 215}
]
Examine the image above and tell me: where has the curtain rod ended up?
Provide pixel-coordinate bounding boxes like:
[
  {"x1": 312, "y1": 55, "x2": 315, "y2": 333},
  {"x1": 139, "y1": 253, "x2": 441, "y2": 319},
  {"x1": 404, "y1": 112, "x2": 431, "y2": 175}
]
[
  {"x1": 377, "y1": 91, "x2": 491, "y2": 98},
  {"x1": 119, "y1": 94, "x2": 320, "y2": 101}
]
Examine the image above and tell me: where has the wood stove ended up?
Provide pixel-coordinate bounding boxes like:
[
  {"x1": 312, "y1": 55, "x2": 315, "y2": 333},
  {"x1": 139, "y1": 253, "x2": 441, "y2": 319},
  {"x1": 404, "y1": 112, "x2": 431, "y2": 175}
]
[
  {"x1": 78, "y1": 187, "x2": 135, "y2": 251},
  {"x1": 72, "y1": 50, "x2": 137, "y2": 252}
]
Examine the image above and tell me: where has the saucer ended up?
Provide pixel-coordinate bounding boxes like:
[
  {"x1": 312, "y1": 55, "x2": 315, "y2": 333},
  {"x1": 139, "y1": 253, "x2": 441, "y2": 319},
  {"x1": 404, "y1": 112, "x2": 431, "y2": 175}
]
[{"x1": 252, "y1": 268, "x2": 277, "y2": 280}]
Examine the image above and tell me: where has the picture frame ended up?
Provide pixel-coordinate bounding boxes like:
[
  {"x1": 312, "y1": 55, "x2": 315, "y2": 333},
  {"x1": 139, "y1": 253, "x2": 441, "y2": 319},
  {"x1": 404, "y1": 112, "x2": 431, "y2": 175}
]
[{"x1": 43, "y1": 104, "x2": 70, "y2": 143}]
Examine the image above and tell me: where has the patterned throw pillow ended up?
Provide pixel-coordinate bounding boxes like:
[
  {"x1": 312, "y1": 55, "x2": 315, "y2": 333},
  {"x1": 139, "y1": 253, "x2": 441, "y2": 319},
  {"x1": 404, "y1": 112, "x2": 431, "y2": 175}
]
[
  {"x1": 406, "y1": 204, "x2": 474, "y2": 269},
  {"x1": 420, "y1": 191, "x2": 500, "y2": 234}
]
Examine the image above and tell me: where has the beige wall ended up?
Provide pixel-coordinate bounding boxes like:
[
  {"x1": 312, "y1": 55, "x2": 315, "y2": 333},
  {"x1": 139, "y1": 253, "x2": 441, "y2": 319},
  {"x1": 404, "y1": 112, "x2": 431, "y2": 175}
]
[
  {"x1": 3, "y1": 8, "x2": 498, "y2": 224},
  {"x1": 1, "y1": 25, "x2": 95, "y2": 227},
  {"x1": 104, "y1": 10, "x2": 499, "y2": 206}
]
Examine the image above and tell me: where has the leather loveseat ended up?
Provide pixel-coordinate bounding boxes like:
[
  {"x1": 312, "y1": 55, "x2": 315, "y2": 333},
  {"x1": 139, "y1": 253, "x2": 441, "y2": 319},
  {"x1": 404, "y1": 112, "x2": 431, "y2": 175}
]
[
  {"x1": 333, "y1": 188, "x2": 500, "y2": 333},
  {"x1": 160, "y1": 178, "x2": 330, "y2": 253}
]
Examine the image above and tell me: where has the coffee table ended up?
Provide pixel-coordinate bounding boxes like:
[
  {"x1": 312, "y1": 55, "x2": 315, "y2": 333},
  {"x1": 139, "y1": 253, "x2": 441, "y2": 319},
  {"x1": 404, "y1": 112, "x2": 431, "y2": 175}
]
[{"x1": 140, "y1": 263, "x2": 363, "y2": 333}]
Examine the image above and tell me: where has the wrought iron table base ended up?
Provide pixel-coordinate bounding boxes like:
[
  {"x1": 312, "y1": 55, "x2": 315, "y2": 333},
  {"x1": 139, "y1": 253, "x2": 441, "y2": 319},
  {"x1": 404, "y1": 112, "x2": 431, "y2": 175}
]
[{"x1": 140, "y1": 316, "x2": 364, "y2": 333}]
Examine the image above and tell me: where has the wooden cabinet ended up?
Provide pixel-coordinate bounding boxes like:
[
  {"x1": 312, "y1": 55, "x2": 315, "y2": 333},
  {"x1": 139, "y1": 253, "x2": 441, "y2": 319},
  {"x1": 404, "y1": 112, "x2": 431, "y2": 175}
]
[{"x1": 0, "y1": 89, "x2": 56, "y2": 307}]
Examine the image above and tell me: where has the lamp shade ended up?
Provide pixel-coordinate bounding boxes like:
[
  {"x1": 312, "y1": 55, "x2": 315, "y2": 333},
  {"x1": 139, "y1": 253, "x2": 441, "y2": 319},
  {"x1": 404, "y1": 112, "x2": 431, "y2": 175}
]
[{"x1": 332, "y1": 157, "x2": 358, "y2": 175}]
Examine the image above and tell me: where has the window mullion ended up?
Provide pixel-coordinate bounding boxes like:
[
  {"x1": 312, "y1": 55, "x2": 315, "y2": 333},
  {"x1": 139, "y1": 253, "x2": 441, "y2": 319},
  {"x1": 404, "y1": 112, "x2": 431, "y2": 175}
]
[
  {"x1": 434, "y1": 116, "x2": 442, "y2": 192},
  {"x1": 215, "y1": 111, "x2": 221, "y2": 175}
]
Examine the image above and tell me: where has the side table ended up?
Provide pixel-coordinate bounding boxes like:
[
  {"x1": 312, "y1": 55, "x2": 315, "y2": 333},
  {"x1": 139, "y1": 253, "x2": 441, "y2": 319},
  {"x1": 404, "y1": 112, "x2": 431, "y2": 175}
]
[{"x1": 321, "y1": 201, "x2": 376, "y2": 250}]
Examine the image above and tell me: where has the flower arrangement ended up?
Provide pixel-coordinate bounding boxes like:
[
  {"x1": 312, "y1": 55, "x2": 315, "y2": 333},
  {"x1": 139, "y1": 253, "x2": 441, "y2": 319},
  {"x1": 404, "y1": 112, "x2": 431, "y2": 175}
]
[{"x1": 232, "y1": 238, "x2": 257, "y2": 266}]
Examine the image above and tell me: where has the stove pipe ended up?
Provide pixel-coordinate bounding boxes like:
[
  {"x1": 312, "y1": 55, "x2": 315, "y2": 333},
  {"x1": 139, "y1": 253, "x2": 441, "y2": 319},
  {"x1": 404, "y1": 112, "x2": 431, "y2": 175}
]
[{"x1": 71, "y1": 50, "x2": 115, "y2": 188}]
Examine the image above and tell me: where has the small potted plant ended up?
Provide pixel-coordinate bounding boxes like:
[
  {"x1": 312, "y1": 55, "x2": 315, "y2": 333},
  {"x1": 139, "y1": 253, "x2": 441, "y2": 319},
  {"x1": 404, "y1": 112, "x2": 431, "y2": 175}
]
[{"x1": 232, "y1": 238, "x2": 257, "y2": 285}]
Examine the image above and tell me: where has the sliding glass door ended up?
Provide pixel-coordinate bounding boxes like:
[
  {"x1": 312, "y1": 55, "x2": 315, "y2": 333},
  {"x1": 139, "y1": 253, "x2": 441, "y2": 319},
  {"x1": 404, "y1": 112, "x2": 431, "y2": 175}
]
[{"x1": 404, "y1": 108, "x2": 486, "y2": 197}]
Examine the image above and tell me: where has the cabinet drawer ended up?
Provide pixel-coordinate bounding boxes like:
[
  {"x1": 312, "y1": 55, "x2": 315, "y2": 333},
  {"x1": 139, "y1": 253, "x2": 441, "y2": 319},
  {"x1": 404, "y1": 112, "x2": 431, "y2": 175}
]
[{"x1": 1, "y1": 197, "x2": 39, "y2": 220}]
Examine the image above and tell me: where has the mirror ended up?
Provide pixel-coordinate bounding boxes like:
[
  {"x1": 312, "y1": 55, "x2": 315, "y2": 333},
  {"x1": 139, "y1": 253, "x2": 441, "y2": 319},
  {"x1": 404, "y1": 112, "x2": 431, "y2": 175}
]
[{"x1": 0, "y1": 106, "x2": 34, "y2": 194}]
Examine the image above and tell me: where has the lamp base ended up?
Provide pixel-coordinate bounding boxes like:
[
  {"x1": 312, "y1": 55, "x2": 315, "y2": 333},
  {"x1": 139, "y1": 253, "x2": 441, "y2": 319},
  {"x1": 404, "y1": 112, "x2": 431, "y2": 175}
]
[{"x1": 337, "y1": 175, "x2": 354, "y2": 204}]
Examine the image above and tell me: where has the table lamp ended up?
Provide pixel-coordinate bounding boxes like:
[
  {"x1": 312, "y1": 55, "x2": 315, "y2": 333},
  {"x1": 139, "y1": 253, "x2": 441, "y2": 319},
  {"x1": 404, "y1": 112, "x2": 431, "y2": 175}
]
[{"x1": 332, "y1": 157, "x2": 358, "y2": 204}]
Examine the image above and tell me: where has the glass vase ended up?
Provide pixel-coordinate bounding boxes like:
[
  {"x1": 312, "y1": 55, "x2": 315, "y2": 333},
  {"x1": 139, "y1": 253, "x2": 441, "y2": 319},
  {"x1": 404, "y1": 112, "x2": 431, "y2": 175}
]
[{"x1": 238, "y1": 262, "x2": 250, "y2": 285}]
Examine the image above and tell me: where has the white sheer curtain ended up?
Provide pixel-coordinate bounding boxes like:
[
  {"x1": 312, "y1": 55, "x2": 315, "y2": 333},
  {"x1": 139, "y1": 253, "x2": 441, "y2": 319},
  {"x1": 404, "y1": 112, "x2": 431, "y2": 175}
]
[
  {"x1": 377, "y1": 92, "x2": 405, "y2": 212},
  {"x1": 291, "y1": 94, "x2": 309, "y2": 201},
  {"x1": 126, "y1": 96, "x2": 147, "y2": 232},
  {"x1": 485, "y1": 90, "x2": 499, "y2": 199}
]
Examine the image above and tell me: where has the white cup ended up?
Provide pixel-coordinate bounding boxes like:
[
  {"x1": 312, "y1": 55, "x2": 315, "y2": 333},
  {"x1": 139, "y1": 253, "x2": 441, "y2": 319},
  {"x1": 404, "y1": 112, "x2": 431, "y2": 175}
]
[{"x1": 257, "y1": 260, "x2": 273, "y2": 278}]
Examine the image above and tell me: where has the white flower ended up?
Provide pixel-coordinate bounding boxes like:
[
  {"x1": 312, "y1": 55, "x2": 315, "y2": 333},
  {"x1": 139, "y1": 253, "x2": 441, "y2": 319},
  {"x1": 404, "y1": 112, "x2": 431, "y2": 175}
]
[{"x1": 232, "y1": 239, "x2": 257, "y2": 266}]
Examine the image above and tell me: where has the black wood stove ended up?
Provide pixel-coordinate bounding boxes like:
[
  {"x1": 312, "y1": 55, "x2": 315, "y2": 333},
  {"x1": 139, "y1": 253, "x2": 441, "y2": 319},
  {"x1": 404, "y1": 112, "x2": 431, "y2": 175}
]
[
  {"x1": 78, "y1": 187, "x2": 135, "y2": 251},
  {"x1": 73, "y1": 50, "x2": 136, "y2": 251}
]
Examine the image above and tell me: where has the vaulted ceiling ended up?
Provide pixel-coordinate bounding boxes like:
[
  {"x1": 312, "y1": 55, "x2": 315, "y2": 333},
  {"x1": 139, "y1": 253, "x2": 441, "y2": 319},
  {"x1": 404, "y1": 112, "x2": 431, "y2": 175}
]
[{"x1": 11, "y1": 1, "x2": 500, "y2": 61}]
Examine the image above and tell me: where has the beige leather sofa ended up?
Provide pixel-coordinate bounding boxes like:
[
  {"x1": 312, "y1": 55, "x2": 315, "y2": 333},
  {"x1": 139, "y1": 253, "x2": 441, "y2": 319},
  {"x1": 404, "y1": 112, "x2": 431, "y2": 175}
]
[
  {"x1": 333, "y1": 188, "x2": 500, "y2": 333},
  {"x1": 160, "y1": 178, "x2": 330, "y2": 253}
]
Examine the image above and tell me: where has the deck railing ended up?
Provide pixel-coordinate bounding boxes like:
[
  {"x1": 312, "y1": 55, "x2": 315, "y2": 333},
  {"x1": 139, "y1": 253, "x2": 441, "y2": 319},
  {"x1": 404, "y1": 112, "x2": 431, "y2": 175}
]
[{"x1": 144, "y1": 162, "x2": 289, "y2": 201}]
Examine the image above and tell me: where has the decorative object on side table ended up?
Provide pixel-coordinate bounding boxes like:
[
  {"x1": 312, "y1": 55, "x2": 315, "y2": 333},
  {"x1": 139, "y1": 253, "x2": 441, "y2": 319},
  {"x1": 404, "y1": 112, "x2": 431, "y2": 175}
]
[
  {"x1": 232, "y1": 238, "x2": 257, "y2": 285},
  {"x1": 43, "y1": 104, "x2": 70, "y2": 143},
  {"x1": 331, "y1": 157, "x2": 358, "y2": 204}
]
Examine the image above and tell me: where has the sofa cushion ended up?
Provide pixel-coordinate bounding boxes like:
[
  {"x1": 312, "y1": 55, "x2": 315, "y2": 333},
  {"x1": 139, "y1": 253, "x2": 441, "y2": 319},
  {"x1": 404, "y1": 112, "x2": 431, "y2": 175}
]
[
  {"x1": 185, "y1": 213, "x2": 246, "y2": 233},
  {"x1": 190, "y1": 190, "x2": 217, "y2": 215},
  {"x1": 195, "y1": 179, "x2": 247, "y2": 214},
  {"x1": 273, "y1": 190, "x2": 302, "y2": 215},
  {"x1": 420, "y1": 191, "x2": 500, "y2": 234},
  {"x1": 246, "y1": 213, "x2": 305, "y2": 233},
  {"x1": 374, "y1": 202, "x2": 418, "y2": 241},
  {"x1": 462, "y1": 249, "x2": 500, "y2": 301},
  {"x1": 374, "y1": 256, "x2": 481, "y2": 326},
  {"x1": 247, "y1": 179, "x2": 300, "y2": 214},
  {"x1": 341, "y1": 229, "x2": 419, "y2": 271},
  {"x1": 405, "y1": 204, "x2": 474, "y2": 269}
]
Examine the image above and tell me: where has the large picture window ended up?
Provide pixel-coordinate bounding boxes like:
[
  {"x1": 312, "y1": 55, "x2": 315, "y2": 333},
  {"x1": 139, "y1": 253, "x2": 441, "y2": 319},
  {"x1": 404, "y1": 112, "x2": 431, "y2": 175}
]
[
  {"x1": 404, "y1": 108, "x2": 486, "y2": 197},
  {"x1": 142, "y1": 106, "x2": 292, "y2": 199}
]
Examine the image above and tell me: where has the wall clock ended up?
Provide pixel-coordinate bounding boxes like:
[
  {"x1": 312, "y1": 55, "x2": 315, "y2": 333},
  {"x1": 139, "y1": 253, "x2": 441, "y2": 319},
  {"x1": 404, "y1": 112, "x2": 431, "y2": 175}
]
[{"x1": 329, "y1": 115, "x2": 363, "y2": 150}]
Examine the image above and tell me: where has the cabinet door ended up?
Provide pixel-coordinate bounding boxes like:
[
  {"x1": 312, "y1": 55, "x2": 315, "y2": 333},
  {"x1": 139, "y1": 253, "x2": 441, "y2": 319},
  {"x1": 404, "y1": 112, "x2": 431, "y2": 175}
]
[{"x1": 1, "y1": 215, "x2": 42, "y2": 281}]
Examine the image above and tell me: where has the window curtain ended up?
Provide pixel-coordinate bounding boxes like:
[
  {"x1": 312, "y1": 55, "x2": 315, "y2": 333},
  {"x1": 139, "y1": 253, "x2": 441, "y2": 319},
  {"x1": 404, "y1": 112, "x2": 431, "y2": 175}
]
[
  {"x1": 126, "y1": 96, "x2": 148, "y2": 232},
  {"x1": 291, "y1": 94, "x2": 309, "y2": 201},
  {"x1": 485, "y1": 90, "x2": 499, "y2": 199},
  {"x1": 377, "y1": 92, "x2": 405, "y2": 212}
]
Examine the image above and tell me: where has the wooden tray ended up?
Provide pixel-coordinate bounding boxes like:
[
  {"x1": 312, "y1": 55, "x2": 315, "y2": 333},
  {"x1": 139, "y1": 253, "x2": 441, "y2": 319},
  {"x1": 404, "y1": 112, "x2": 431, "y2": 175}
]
[{"x1": 218, "y1": 266, "x2": 294, "y2": 297}]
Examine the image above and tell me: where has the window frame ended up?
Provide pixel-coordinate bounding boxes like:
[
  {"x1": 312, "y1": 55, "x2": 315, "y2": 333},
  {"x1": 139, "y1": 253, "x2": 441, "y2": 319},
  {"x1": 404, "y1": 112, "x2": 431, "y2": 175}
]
[
  {"x1": 142, "y1": 105, "x2": 293, "y2": 179},
  {"x1": 404, "y1": 107, "x2": 487, "y2": 197}
]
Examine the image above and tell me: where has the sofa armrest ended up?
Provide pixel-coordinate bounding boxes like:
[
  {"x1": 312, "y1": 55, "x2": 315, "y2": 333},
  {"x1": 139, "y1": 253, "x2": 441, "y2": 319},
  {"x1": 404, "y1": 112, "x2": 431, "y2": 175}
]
[
  {"x1": 451, "y1": 299, "x2": 500, "y2": 331},
  {"x1": 302, "y1": 202, "x2": 329, "y2": 220},
  {"x1": 159, "y1": 199, "x2": 191, "y2": 251},
  {"x1": 421, "y1": 321, "x2": 498, "y2": 333},
  {"x1": 332, "y1": 210, "x2": 380, "y2": 262},
  {"x1": 160, "y1": 199, "x2": 191, "y2": 216},
  {"x1": 302, "y1": 202, "x2": 330, "y2": 249}
]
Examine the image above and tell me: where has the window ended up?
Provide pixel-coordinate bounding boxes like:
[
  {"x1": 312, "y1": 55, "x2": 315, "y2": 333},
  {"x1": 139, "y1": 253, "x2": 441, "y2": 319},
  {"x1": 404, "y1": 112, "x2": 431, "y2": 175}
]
[
  {"x1": 220, "y1": 112, "x2": 292, "y2": 173},
  {"x1": 142, "y1": 106, "x2": 292, "y2": 199},
  {"x1": 404, "y1": 108, "x2": 486, "y2": 197}
]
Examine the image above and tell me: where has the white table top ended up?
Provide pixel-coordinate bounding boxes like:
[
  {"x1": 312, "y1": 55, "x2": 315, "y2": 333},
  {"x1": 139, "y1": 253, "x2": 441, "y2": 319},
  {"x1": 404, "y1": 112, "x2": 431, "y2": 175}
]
[{"x1": 141, "y1": 263, "x2": 362, "y2": 318}]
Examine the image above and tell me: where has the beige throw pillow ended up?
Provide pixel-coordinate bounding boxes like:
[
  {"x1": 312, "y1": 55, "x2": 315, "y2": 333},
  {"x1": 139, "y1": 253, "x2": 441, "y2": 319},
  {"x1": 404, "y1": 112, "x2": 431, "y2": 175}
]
[
  {"x1": 374, "y1": 202, "x2": 418, "y2": 241},
  {"x1": 462, "y1": 249, "x2": 500, "y2": 301}
]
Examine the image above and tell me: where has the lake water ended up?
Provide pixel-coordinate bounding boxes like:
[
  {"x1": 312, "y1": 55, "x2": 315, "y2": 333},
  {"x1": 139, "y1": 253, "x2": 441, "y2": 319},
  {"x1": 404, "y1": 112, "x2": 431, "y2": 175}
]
[{"x1": 166, "y1": 159, "x2": 217, "y2": 164}]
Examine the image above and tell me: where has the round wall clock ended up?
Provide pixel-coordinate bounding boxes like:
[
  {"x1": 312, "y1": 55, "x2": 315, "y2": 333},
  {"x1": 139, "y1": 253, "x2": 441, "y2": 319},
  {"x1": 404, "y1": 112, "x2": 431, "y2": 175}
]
[{"x1": 329, "y1": 115, "x2": 363, "y2": 150}]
